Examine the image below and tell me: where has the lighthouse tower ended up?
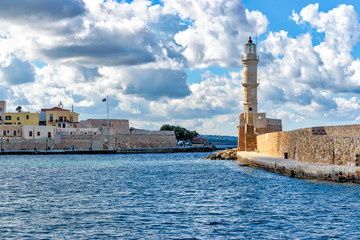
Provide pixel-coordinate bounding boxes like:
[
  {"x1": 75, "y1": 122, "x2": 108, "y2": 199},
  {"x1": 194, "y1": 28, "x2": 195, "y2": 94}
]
[
  {"x1": 238, "y1": 37, "x2": 282, "y2": 151},
  {"x1": 242, "y1": 37, "x2": 259, "y2": 115}
]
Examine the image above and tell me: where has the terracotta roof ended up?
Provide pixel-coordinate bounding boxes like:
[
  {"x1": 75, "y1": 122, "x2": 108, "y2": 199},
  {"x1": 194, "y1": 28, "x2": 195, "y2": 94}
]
[
  {"x1": 193, "y1": 137, "x2": 207, "y2": 142},
  {"x1": 41, "y1": 107, "x2": 69, "y2": 112}
]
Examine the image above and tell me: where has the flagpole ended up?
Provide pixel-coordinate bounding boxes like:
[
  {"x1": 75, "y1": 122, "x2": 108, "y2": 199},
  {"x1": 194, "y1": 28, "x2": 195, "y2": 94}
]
[{"x1": 107, "y1": 95, "x2": 109, "y2": 128}]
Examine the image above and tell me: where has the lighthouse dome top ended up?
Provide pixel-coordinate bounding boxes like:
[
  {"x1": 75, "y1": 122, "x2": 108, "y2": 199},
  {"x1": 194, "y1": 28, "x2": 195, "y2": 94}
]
[{"x1": 244, "y1": 36, "x2": 257, "y2": 59}]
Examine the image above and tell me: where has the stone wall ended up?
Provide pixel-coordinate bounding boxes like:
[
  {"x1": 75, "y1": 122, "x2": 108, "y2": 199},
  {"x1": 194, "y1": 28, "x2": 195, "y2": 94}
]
[
  {"x1": 0, "y1": 132, "x2": 177, "y2": 151},
  {"x1": 0, "y1": 138, "x2": 50, "y2": 150},
  {"x1": 257, "y1": 125, "x2": 360, "y2": 166},
  {"x1": 322, "y1": 124, "x2": 360, "y2": 136}
]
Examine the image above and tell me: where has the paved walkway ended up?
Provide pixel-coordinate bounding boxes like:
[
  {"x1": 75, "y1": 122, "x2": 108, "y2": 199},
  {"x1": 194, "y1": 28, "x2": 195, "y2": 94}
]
[{"x1": 237, "y1": 151, "x2": 360, "y2": 183}]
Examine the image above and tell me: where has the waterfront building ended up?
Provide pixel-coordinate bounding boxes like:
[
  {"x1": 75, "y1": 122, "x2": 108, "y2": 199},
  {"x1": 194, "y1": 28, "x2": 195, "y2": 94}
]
[
  {"x1": 0, "y1": 101, "x2": 5, "y2": 124},
  {"x1": 0, "y1": 125, "x2": 22, "y2": 138},
  {"x1": 238, "y1": 37, "x2": 282, "y2": 151},
  {"x1": 3, "y1": 112, "x2": 39, "y2": 126},
  {"x1": 0, "y1": 101, "x2": 176, "y2": 150},
  {"x1": 22, "y1": 125, "x2": 57, "y2": 139},
  {"x1": 56, "y1": 127, "x2": 100, "y2": 136},
  {"x1": 40, "y1": 107, "x2": 79, "y2": 128},
  {"x1": 78, "y1": 119, "x2": 130, "y2": 135}
]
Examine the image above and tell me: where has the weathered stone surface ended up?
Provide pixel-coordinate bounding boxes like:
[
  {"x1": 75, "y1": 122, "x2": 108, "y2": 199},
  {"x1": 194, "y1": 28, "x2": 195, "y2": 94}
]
[
  {"x1": 237, "y1": 151, "x2": 360, "y2": 184},
  {"x1": 0, "y1": 132, "x2": 177, "y2": 150},
  {"x1": 204, "y1": 148, "x2": 238, "y2": 160},
  {"x1": 257, "y1": 124, "x2": 360, "y2": 166}
]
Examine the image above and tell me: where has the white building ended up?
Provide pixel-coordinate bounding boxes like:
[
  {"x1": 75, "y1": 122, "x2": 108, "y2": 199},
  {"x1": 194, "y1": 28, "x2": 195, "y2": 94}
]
[{"x1": 22, "y1": 125, "x2": 57, "y2": 139}]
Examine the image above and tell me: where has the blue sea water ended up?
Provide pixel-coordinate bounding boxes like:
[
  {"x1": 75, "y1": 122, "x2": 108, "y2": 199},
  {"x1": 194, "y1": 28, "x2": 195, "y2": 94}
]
[{"x1": 0, "y1": 152, "x2": 360, "y2": 239}]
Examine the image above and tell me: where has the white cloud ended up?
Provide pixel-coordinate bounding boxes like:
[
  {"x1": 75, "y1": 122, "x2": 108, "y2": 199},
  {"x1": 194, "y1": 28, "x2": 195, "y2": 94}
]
[
  {"x1": 255, "y1": 3, "x2": 360, "y2": 130},
  {"x1": 1, "y1": 1, "x2": 360, "y2": 135},
  {"x1": 163, "y1": 0, "x2": 269, "y2": 68},
  {"x1": 334, "y1": 97, "x2": 360, "y2": 112}
]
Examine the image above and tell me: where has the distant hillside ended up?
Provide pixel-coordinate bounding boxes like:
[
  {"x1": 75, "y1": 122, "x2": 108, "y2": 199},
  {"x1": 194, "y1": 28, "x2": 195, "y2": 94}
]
[{"x1": 200, "y1": 135, "x2": 237, "y2": 145}]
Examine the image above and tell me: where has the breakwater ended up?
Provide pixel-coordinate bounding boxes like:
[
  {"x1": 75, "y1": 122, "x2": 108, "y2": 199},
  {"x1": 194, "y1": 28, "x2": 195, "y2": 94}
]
[
  {"x1": 237, "y1": 151, "x2": 360, "y2": 183},
  {"x1": 0, "y1": 146, "x2": 216, "y2": 155}
]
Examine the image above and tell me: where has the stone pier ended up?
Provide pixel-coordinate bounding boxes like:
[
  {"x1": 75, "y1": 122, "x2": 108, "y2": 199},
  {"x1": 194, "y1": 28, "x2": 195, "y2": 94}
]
[{"x1": 237, "y1": 151, "x2": 360, "y2": 183}]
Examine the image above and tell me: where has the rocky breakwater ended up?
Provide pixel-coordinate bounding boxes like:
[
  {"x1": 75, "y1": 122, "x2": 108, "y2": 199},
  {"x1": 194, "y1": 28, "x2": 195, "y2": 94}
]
[{"x1": 204, "y1": 148, "x2": 238, "y2": 160}]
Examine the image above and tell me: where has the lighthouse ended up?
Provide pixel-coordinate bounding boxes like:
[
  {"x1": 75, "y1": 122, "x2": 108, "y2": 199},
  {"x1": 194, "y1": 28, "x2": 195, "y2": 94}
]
[
  {"x1": 238, "y1": 37, "x2": 282, "y2": 151},
  {"x1": 242, "y1": 36, "x2": 259, "y2": 114}
]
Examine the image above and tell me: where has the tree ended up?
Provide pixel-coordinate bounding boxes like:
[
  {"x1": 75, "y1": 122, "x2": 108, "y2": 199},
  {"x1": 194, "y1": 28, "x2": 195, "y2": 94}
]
[
  {"x1": 58, "y1": 101, "x2": 64, "y2": 108},
  {"x1": 16, "y1": 106, "x2": 22, "y2": 113},
  {"x1": 160, "y1": 124, "x2": 199, "y2": 141}
]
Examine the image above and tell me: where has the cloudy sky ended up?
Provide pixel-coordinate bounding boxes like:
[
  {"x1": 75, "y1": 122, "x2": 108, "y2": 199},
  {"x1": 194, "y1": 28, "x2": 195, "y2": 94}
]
[{"x1": 0, "y1": 0, "x2": 360, "y2": 136}]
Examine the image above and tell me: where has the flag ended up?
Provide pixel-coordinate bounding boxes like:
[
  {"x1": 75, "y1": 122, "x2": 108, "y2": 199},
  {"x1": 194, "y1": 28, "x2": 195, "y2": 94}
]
[{"x1": 102, "y1": 98, "x2": 106, "y2": 102}]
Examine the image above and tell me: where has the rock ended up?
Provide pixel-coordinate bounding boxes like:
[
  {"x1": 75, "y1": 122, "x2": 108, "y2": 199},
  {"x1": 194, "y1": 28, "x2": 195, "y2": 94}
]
[{"x1": 204, "y1": 148, "x2": 238, "y2": 160}]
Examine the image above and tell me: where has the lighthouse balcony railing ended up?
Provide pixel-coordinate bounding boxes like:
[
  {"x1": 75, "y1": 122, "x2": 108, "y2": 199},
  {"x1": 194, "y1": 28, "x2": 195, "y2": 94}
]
[{"x1": 241, "y1": 79, "x2": 260, "y2": 85}]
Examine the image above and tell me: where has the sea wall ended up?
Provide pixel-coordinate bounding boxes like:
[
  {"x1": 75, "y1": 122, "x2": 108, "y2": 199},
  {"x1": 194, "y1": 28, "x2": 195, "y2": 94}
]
[
  {"x1": 237, "y1": 151, "x2": 360, "y2": 183},
  {"x1": 0, "y1": 132, "x2": 177, "y2": 150},
  {"x1": 257, "y1": 125, "x2": 360, "y2": 166}
]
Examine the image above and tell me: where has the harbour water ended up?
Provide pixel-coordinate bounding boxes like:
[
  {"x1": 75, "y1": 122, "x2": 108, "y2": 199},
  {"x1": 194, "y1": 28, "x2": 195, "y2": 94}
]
[{"x1": 0, "y1": 152, "x2": 360, "y2": 239}]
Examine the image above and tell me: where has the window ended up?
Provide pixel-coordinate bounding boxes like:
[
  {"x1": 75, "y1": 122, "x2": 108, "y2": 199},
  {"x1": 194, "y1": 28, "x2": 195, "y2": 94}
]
[
  {"x1": 0, "y1": 116, "x2": 2, "y2": 121},
  {"x1": 37, "y1": 132, "x2": 40, "y2": 136},
  {"x1": 63, "y1": 123, "x2": 66, "y2": 128},
  {"x1": 3, "y1": 130, "x2": 6, "y2": 136},
  {"x1": 29, "y1": 131, "x2": 32, "y2": 137},
  {"x1": 5, "y1": 116, "x2": 11, "y2": 120},
  {"x1": 18, "y1": 122, "x2": 21, "y2": 125},
  {"x1": 49, "y1": 114, "x2": 53, "y2": 122},
  {"x1": 48, "y1": 132, "x2": 51, "y2": 138},
  {"x1": 70, "y1": 116, "x2": 73, "y2": 122},
  {"x1": 0, "y1": 108, "x2": 2, "y2": 112},
  {"x1": 58, "y1": 123, "x2": 61, "y2": 128},
  {"x1": 13, "y1": 131, "x2": 16, "y2": 136},
  {"x1": 356, "y1": 155, "x2": 360, "y2": 166},
  {"x1": 26, "y1": 115, "x2": 29, "y2": 120},
  {"x1": 17, "y1": 117, "x2": 19, "y2": 120}
]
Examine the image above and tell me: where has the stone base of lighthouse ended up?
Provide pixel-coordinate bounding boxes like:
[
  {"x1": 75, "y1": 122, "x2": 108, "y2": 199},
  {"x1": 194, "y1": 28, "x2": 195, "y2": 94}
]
[{"x1": 238, "y1": 112, "x2": 282, "y2": 151}]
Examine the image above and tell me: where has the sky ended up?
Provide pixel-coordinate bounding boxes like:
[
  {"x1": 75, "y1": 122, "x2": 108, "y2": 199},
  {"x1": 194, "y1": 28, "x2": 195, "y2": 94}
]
[{"x1": 0, "y1": 0, "x2": 360, "y2": 136}]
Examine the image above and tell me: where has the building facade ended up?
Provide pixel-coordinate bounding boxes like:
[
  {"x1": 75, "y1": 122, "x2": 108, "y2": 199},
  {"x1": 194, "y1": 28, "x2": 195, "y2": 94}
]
[
  {"x1": 0, "y1": 125, "x2": 22, "y2": 138},
  {"x1": 78, "y1": 119, "x2": 130, "y2": 134},
  {"x1": 3, "y1": 112, "x2": 39, "y2": 126},
  {"x1": 22, "y1": 125, "x2": 57, "y2": 139},
  {"x1": 40, "y1": 107, "x2": 79, "y2": 128},
  {"x1": 238, "y1": 37, "x2": 282, "y2": 151},
  {"x1": 0, "y1": 101, "x2": 5, "y2": 124}
]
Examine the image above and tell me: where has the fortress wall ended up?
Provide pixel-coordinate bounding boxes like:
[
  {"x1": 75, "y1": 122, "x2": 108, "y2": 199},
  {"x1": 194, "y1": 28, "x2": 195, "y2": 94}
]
[
  {"x1": 322, "y1": 124, "x2": 360, "y2": 136},
  {"x1": 0, "y1": 139, "x2": 49, "y2": 150},
  {"x1": 0, "y1": 132, "x2": 177, "y2": 150},
  {"x1": 257, "y1": 126, "x2": 360, "y2": 166},
  {"x1": 256, "y1": 131, "x2": 282, "y2": 156},
  {"x1": 54, "y1": 133, "x2": 177, "y2": 150}
]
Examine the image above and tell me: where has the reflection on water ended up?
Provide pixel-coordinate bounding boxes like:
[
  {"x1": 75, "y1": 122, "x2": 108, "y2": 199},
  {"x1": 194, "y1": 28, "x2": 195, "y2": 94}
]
[{"x1": 0, "y1": 152, "x2": 359, "y2": 239}]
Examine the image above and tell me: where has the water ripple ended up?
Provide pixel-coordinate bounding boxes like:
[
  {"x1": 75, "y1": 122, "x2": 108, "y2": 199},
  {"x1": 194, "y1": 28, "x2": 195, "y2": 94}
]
[{"x1": 0, "y1": 153, "x2": 359, "y2": 239}]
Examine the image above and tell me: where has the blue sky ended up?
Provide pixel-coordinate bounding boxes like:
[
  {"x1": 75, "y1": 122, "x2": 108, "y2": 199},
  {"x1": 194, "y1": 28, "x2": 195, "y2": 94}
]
[{"x1": 0, "y1": 0, "x2": 360, "y2": 136}]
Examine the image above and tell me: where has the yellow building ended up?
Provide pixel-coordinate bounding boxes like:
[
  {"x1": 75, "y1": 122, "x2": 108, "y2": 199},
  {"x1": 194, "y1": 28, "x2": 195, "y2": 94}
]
[
  {"x1": 3, "y1": 112, "x2": 39, "y2": 126},
  {"x1": 40, "y1": 107, "x2": 79, "y2": 128}
]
